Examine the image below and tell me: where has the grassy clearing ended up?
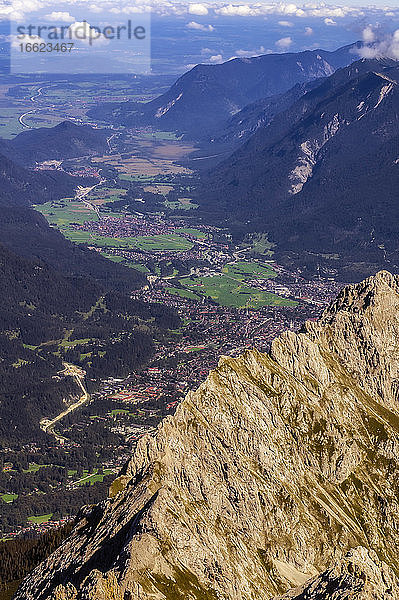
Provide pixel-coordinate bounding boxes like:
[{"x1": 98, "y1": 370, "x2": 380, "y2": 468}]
[
  {"x1": 129, "y1": 263, "x2": 150, "y2": 273},
  {"x1": 73, "y1": 468, "x2": 114, "y2": 486},
  {"x1": 59, "y1": 338, "x2": 91, "y2": 349},
  {"x1": 163, "y1": 198, "x2": 198, "y2": 211},
  {"x1": 35, "y1": 199, "x2": 97, "y2": 228},
  {"x1": 175, "y1": 227, "x2": 207, "y2": 239},
  {"x1": 132, "y1": 234, "x2": 193, "y2": 252},
  {"x1": 223, "y1": 261, "x2": 276, "y2": 280},
  {"x1": 167, "y1": 287, "x2": 201, "y2": 301},
  {"x1": 1, "y1": 494, "x2": 18, "y2": 504},
  {"x1": 23, "y1": 463, "x2": 51, "y2": 474},
  {"x1": 249, "y1": 233, "x2": 275, "y2": 256},
  {"x1": 28, "y1": 514, "x2": 53, "y2": 524}
]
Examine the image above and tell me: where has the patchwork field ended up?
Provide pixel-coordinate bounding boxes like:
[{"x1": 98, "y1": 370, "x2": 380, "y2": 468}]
[
  {"x1": 35, "y1": 198, "x2": 195, "y2": 253},
  {"x1": 35, "y1": 199, "x2": 98, "y2": 228},
  {"x1": 86, "y1": 186, "x2": 127, "y2": 206},
  {"x1": 92, "y1": 153, "x2": 191, "y2": 178}
]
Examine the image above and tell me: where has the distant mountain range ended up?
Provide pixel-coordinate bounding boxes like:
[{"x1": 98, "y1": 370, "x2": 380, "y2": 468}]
[
  {"x1": 89, "y1": 43, "x2": 363, "y2": 138},
  {"x1": 0, "y1": 121, "x2": 109, "y2": 167},
  {"x1": 200, "y1": 57, "x2": 399, "y2": 279}
]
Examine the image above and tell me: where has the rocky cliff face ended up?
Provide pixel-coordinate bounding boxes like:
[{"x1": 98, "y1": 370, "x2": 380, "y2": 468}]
[{"x1": 15, "y1": 271, "x2": 399, "y2": 600}]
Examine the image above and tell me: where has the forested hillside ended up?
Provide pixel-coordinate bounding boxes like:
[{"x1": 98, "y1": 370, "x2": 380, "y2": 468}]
[
  {"x1": 0, "y1": 243, "x2": 178, "y2": 445},
  {"x1": 0, "y1": 121, "x2": 109, "y2": 167}
]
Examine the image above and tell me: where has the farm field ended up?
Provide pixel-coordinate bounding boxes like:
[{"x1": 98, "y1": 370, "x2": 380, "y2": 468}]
[
  {"x1": 178, "y1": 262, "x2": 296, "y2": 309},
  {"x1": 222, "y1": 261, "x2": 276, "y2": 280},
  {"x1": 92, "y1": 152, "x2": 191, "y2": 178},
  {"x1": 131, "y1": 234, "x2": 193, "y2": 252},
  {"x1": 35, "y1": 199, "x2": 98, "y2": 229},
  {"x1": 86, "y1": 186, "x2": 128, "y2": 204},
  {"x1": 0, "y1": 104, "x2": 36, "y2": 138},
  {"x1": 167, "y1": 287, "x2": 201, "y2": 301},
  {"x1": 176, "y1": 227, "x2": 207, "y2": 239},
  {"x1": 139, "y1": 131, "x2": 180, "y2": 141},
  {"x1": 20, "y1": 112, "x2": 65, "y2": 130},
  {"x1": 34, "y1": 197, "x2": 196, "y2": 256}
]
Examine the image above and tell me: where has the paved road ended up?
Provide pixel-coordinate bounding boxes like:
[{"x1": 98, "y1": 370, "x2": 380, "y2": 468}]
[{"x1": 40, "y1": 363, "x2": 90, "y2": 444}]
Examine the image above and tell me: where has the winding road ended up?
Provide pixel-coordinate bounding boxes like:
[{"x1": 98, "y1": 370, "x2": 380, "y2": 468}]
[{"x1": 40, "y1": 363, "x2": 90, "y2": 444}]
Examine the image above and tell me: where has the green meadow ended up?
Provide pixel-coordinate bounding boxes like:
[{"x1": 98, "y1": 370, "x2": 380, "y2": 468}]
[{"x1": 178, "y1": 262, "x2": 295, "y2": 309}]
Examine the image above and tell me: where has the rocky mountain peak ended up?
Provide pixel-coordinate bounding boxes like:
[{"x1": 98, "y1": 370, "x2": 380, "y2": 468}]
[{"x1": 14, "y1": 271, "x2": 399, "y2": 600}]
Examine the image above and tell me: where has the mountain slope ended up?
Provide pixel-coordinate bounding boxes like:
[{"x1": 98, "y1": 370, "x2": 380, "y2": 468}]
[
  {"x1": 208, "y1": 79, "x2": 323, "y2": 149},
  {"x1": 15, "y1": 270, "x2": 399, "y2": 599},
  {"x1": 90, "y1": 43, "x2": 362, "y2": 138},
  {"x1": 0, "y1": 205, "x2": 146, "y2": 292},
  {"x1": 0, "y1": 121, "x2": 109, "y2": 167},
  {"x1": 275, "y1": 548, "x2": 399, "y2": 599},
  {"x1": 0, "y1": 152, "x2": 85, "y2": 206},
  {"x1": 0, "y1": 242, "x2": 178, "y2": 444},
  {"x1": 201, "y1": 59, "x2": 399, "y2": 278}
]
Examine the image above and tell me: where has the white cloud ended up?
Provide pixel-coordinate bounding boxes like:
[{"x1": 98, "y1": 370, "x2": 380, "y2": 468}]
[
  {"x1": 362, "y1": 25, "x2": 375, "y2": 43},
  {"x1": 45, "y1": 11, "x2": 74, "y2": 23},
  {"x1": 187, "y1": 21, "x2": 214, "y2": 31},
  {"x1": 234, "y1": 45, "x2": 266, "y2": 57},
  {"x1": 324, "y1": 18, "x2": 337, "y2": 25},
  {"x1": 209, "y1": 53, "x2": 223, "y2": 63},
  {"x1": 0, "y1": 0, "x2": 393, "y2": 25},
  {"x1": 278, "y1": 20, "x2": 293, "y2": 27},
  {"x1": 189, "y1": 3, "x2": 209, "y2": 16},
  {"x1": 67, "y1": 21, "x2": 110, "y2": 46},
  {"x1": 276, "y1": 36, "x2": 293, "y2": 50},
  {"x1": 304, "y1": 26, "x2": 313, "y2": 36},
  {"x1": 215, "y1": 4, "x2": 260, "y2": 17},
  {"x1": 89, "y1": 5, "x2": 104, "y2": 14},
  {"x1": 359, "y1": 28, "x2": 399, "y2": 60}
]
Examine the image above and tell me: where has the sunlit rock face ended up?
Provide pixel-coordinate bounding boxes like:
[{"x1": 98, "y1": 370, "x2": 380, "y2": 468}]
[{"x1": 15, "y1": 271, "x2": 399, "y2": 600}]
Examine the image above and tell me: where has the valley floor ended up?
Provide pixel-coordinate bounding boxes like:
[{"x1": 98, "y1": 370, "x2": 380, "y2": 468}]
[{"x1": 1, "y1": 81, "x2": 343, "y2": 542}]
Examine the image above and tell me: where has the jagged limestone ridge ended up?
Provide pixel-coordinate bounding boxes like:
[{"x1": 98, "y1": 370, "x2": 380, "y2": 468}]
[
  {"x1": 14, "y1": 271, "x2": 399, "y2": 600},
  {"x1": 274, "y1": 547, "x2": 399, "y2": 599}
]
